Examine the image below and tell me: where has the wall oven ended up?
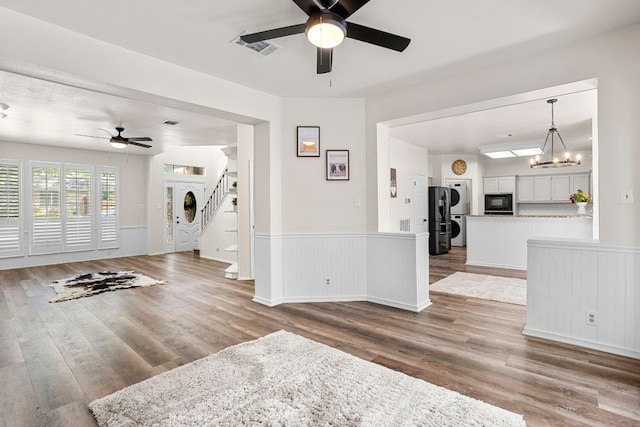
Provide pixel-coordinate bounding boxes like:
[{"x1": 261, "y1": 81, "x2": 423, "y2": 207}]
[{"x1": 484, "y1": 193, "x2": 513, "y2": 215}]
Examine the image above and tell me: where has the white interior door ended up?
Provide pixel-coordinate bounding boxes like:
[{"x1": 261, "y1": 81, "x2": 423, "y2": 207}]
[
  {"x1": 175, "y1": 182, "x2": 204, "y2": 252},
  {"x1": 413, "y1": 174, "x2": 428, "y2": 233}
]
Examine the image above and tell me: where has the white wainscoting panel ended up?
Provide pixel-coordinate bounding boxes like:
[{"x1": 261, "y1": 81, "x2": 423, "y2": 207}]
[
  {"x1": 525, "y1": 238, "x2": 640, "y2": 359},
  {"x1": 466, "y1": 216, "x2": 593, "y2": 270},
  {"x1": 253, "y1": 232, "x2": 430, "y2": 312},
  {"x1": 0, "y1": 226, "x2": 148, "y2": 270},
  {"x1": 367, "y1": 232, "x2": 430, "y2": 312},
  {"x1": 253, "y1": 233, "x2": 284, "y2": 307},
  {"x1": 282, "y1": 234, "x2": 367, "y2": 302}
]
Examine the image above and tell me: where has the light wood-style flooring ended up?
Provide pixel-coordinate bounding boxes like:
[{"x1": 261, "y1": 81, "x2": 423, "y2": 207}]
[{"x1": 1, "y1": 248, "x2": 639, "y2": 426}]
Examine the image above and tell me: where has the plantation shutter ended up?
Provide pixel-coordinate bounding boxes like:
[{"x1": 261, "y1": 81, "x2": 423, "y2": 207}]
[
  {"x1": 31, "y1": 164, "x2": 63, "y2": 254},
  {"x1": 65, "y1": 165, "x2": 94, "y2": 251},
  {"x1": 99, "y1": 166, "x2": 119, "y2": 249},
  {"x1": 0, "y1": 160, "x2": 23, "y2": 258}
]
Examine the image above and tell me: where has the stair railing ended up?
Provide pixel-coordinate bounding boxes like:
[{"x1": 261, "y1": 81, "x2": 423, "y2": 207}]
[{"x1": 200, "y1": 168, "x2": 232, "y2": 233}]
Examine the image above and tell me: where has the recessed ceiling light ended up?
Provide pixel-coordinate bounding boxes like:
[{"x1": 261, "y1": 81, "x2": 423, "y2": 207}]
[
  {"x1": 512, "y1": 148, "x2": 543, "y2": 156},
  {"x1": 484, "y1": 151, "x2": 517, "y2": 159},
  {"x1": 162, "y1": 120, "x2": 180, "y2": 126}
]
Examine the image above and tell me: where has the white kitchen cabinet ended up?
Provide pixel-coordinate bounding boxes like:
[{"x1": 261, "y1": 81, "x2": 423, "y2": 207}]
[
  {"x1": 483, "y1": 177, "x2": 498, "y2": 194},
  {"x1": 571, "y1": 173, "x2": 590, "y2": 194},
  {"x1": 551, "y1": 175, "x2": 570, "y2": 201},
  {"x1": 533, "y1": 176, "x2": 552, "y2": 201},
  {"x1": 517, "y1": 172, "x2": 591, "y2": 203},
  {"x1": 483, "y1": 176, "x2": 515, "y2": 194},
  {"x1": 517, "y1": 177, "x2": 534, "y2": 202}
]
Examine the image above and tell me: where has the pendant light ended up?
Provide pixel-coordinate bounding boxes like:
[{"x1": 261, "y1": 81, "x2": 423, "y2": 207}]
[{"x1": 530, "y1": 99, "x2": 581, "y2": 168}]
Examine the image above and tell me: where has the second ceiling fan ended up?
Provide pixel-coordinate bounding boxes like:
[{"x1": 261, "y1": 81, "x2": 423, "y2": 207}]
[{"x1": 241, "y1": 0, "x2": 410, "y2": 74}]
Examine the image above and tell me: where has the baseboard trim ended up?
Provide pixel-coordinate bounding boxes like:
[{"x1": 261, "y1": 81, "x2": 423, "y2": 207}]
[
  {"x1": 523, "y1": 327, "x2": 640, "y2": 360},
  {"x1": 367, "y1": 296, "x2": 432, "y2": 313},
  {"x1": 252, "y1": 296, "x2": 283, "y2": 307},
  {"x1": 466, "y1": 260, "x2": 526, "y2": 271}
]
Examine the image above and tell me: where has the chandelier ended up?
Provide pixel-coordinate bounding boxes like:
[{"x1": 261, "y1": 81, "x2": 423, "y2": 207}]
[{"x1": 530, "y1": 99, "x2": 581, "y2": 168}]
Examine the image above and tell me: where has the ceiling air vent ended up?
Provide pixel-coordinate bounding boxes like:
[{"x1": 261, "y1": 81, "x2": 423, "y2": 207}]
[{"x1": 231, "y1": 33, "x2": 281, "y2": 57}]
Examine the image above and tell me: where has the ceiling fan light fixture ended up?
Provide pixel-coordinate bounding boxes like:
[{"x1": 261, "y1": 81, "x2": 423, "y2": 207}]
[
  {"x1": 306, "y1": 12, "x2": 346, "y2": 49},
  {"x1": 110, "y1": 140, "x2": 127, "y2": 149}
]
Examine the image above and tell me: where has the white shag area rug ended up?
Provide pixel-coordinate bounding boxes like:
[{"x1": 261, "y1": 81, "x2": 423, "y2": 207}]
[
  {"x1": 430, "y1": 272, "x2": 526, "y2": 306},
  {"x1": 89, "y1": 330, "x2": 527, "y2": 427},
  {"x1": 49, "y1": 271, "x2": 165, "y2": 303}
]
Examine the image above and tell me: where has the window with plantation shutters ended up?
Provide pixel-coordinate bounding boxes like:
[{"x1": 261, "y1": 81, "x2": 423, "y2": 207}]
[
  {"x1": 65, "y1": 165, "x2": 93, "y2": 251},
  {"x1": 99, "y1": 166, "x2": 119, "y2": 249},
  {"x1": 31, "y1": 164, "x2": 63, "y2": 255},
  {"x1": 0, "y1": 160, "x2": 23, "y2": 258},
  {"x1": 28, "y1": 162, "x2": 119, "y2": 257}
]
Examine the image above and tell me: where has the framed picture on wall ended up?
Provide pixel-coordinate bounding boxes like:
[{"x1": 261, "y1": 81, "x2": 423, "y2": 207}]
[
  {"x1": 297, "y1": 126, "x2": 320, "y2": 157},
  {"x1": 326, "y1": 150, "x2": 349, "y2": 181}
]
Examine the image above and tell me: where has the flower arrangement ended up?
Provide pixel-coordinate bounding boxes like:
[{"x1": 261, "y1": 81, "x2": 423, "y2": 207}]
[{"x1": 569, "y1": 189, "x2": 592, "y2": 204}]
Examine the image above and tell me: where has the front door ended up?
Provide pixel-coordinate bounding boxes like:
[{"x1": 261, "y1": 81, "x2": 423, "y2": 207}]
[{"x1": 164, "y1": 181, "x2": 204, "y2": 253}]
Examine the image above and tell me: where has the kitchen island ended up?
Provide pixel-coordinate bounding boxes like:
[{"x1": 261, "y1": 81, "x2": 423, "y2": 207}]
[{"x1": 466, "y1": 215, "x2": 594, "y2": 270}]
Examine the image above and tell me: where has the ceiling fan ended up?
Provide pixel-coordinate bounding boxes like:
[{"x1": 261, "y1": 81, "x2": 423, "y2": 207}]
[
  {"x1": 240, "y1": 0, "x2": 410, "y2": 74},
  {"x1": 76, "y1": 126, "x2": 153, "y2": 149}
]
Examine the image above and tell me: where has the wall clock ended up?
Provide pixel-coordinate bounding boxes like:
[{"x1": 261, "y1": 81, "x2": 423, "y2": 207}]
[{"x1": 452, "y1": 159, "x2": 467, "y2": 175}]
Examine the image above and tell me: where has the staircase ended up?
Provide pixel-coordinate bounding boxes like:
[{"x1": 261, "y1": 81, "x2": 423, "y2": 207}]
[{"x1": 200, "y1": 144, "x2": 239, "y2": 279}]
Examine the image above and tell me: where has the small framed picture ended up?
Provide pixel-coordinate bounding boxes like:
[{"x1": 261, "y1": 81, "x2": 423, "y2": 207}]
[
  {"x1": 326, "y1": 150, "x2": 349, "y2": 181},
  {"x1": 297, "y1": 126, "x2": 320, "y2": 157}
]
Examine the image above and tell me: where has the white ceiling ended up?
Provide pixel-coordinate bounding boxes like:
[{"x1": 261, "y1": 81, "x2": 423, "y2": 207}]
[{"x1": 0, "y1": 1, "x2": 638, "y2": 154}]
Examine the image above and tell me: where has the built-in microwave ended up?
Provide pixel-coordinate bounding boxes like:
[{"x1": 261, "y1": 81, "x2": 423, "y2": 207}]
[{"x1": 484, "y1": 193, "x2": 513, "y2": 215}]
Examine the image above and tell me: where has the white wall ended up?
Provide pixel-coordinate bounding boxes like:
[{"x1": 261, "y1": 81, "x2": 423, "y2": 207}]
[
  {"x1": 366, "y1": 24, "x2": 640, "y2": 246},
  {"x1": 280, "y1": 98, "x2": 366, "y2": 233},
  {"x1": 389, "y1": 137, "x2": 428, "y2": 231}
]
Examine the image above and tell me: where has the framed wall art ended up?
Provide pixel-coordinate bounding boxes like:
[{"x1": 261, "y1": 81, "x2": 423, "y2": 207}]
[
  {"x1": 296, "y1": 126, "x2": 320, "y2": 157},
  {"x1": 326, "y1": 150, "x2": 349, "y2": 181}
]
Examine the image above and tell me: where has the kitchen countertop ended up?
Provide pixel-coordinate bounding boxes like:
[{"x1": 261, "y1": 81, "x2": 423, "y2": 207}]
[{"x1": 466, "y1": 214, "x2": 592, "y2": 218}]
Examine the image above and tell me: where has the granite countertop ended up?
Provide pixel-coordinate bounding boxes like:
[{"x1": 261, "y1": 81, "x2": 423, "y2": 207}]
[{"x1": 466, "y1": 214, "x2": 592, "y2": 218}]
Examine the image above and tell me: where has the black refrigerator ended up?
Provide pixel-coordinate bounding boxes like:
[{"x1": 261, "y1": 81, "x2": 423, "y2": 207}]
[{"x1": 428, "y1": 186, "x2": 451, "y2": 255}]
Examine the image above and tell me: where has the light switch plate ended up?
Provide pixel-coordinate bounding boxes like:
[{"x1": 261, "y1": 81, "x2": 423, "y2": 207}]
[{"x1": 621, "y1": 189, "x2": 634, "y2": 204}]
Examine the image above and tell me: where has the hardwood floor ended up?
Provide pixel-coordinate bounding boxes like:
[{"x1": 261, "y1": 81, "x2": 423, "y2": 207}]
[{"x1": 1, "y1": 250, "x2": 639, "y2": 426}]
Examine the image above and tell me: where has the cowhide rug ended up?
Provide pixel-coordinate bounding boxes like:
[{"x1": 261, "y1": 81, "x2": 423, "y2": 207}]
[{"x1": 49, "y1": 271, "x2": 165, "y2": 303}]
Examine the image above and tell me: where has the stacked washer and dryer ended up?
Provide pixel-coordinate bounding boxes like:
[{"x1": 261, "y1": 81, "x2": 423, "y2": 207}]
[{"x1": 447, "y1": 183, "x2": 469, "y2": 247}]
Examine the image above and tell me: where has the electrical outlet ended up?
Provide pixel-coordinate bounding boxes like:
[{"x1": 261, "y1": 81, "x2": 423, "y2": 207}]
[
  {"x1": 585, "y1": 311, "x2": 597, "y2": 326},
  {"x1": 325, "y1": 277, "x2": 331, "y2": 287}
]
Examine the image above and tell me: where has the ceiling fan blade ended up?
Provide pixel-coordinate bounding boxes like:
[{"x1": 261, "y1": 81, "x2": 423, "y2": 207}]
[
  {"x1": 346, "y1": 22, "x2": 411, "y2": 52},
  {"x1": 99, "y1": 128, "x2": 115, "y2": 136},
  {"x1": 240, "y1": 24, "x2": 306, "y2": 43},
  {"x1": 317, "y1": 47, "x2": 333, "y2": 74},
  {"x1": 75, "y1": 133, "x2": 108, "y2": 139},
  {"x1": 329, "y1": 0, "x2": 370, "y2": 19},
  {"x1": 127, "y1": 137, "x2": 153, "y2": 142},
  {"x1": 291, "y1": 0, "x2": 322, "y2": 16},
  {"x1": 127, "y1": 141, "x2": 152, "y2": 149}
]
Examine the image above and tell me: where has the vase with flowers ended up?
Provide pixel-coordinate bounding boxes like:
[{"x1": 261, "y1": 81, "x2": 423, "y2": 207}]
[{"x1": 569, "y1": 189, "x2": 592, "y2": 215}]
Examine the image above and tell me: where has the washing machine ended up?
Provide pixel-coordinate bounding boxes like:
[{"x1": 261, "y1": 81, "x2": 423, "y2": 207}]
[
  {"x1": 448, "y1": 183, "x2": 469, "y2": 215},
  {"x1": 451, "y1": 214, "x2": 467, "y2": 247}
]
